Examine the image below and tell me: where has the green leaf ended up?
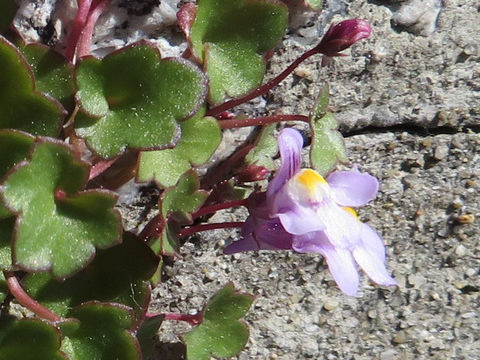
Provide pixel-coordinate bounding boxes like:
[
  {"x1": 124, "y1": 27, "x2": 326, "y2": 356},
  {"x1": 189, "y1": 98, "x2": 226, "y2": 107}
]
[
  {"x1": 0, "y1": 138, "x2": 122, "y2": 279},
  {"x1": 22, "y1": 233, "x2": 158, "y2": 322},
  {"x1": 305, "y1": 0, "x2": 324, "y2": 11},
  {"x1": 0, "y1": 217, "x2": 15, "y2": 270},
  {"x1": 0, "y1": 130, "x2": 35, "y2": 218},
  {"x1": 149, "y1": 171, "x2": 208, "y2": 257},
  {"x1": 137, "y1": 109, "x2": 221, "y2": 188},
  {"x1": 136, "y1": 315, "x2": 163, "y2": 360},
  {"x1": 0, "y1": 271, "x2": 7, "y2": 303},
  {"x1": 311, "y1": 83, "x2": 329, "y2": 119},
  {"x1": 189, "y1": 0, "x2": 288, "y2": 104},
  {"x1": 183, "y1": 283, "x2": 253, "y2": 360},
  {"x1": 75, "y1": 42, "x2": 207, "y2": 158},
  {"x1": 0, "y1": 0, "x2": 17, "y2": 34},
  {"x1": 245, "y1": 124, "x2": 278, "y2": 170},
  {"x1": 0, "y1": 318, "x2": 67, "y2": 360},
  {"x1": 0, "y1": 37, "x2": 65, "y2": 136},
  {"x1": 148, "y1": 254, "x2": 163, "y2": 285},
  {"x1": 60, "y1": 302, "x2": 141, "y2": 360},
  {"x1": 18, "y1": 43, "x2": 75, "y2": 111},
  {"x1": 161, "y1": 170, "x2": 208, "y2": 224},
  {"x1": 309, "y1": 86, "x2": 346, "y2": 176}
]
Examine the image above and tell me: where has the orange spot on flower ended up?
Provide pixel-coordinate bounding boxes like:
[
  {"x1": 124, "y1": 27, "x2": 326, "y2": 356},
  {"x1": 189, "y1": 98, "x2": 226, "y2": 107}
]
[{"x1": 297, "y1": 169, "x2": 326, "y2": 193}]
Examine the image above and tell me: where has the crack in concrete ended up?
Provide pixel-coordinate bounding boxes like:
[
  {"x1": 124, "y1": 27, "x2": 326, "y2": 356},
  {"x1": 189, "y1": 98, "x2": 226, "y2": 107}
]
[{"x1": 343, "y1": 124, "x2": 480, "y2": 138}]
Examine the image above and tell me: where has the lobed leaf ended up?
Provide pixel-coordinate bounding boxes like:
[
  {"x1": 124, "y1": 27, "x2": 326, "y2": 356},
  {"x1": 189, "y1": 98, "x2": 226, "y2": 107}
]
[
  {"x1": 19, "y1": 43, "x2": 75, "y2": 111},
  {"x1": 0, "y1": 217, "x2": 15, "y2": 270},
  {"x1": 149, "y1": 171, "x2": 208, "y2": 257},
  {"x1": 59, "y1": 302, "x2": 141, "y2": 360},
  {"x1": 183, "y1": 283, "x2": 253, "y2": 360},
  {"x1": 0, "y1": 131, "x2": 35, "y2": 270},
  {"x1": 311, "y1": 83, "x2": 329, "y2": 119},
  {"x1": 136, "y1": 315, "x2": 163, "y2": 360},
  {"x1": 0, "y1": 138, "x2": 122, "y2": 279},
  {"x1": 309, "y1": 85, "x2": 346, "y2": 175},
  {"x1": 161, "y1": 170, "x2": 209, "y2": 223},
  {"x1": 74, "y1": 42, "x2": 207, "y2": 158},
  {"x1": 0, "y1": 318, "x2": 67, "y2": 360},
  {"x1": 189, "y1": 0, "x2": 288, "y2": 104},
  {"x1": 244, "y1": 124, "x2": 278, "y2": 170},
  {"x1": 137, "y1": 109, "x2": 221, "y2": 188},
  {"x1": 0, "y1": 36, "x2": 65, "y2": 136},
  {"x1": 0, "y1": 130, "x2": 34, "y2": 219},
  {"x1": 22, "y1": 233, "x2": 158, "y2": 322},
  {"x1": 148, "y1": 222, "x2": 180, "y2": 260}
]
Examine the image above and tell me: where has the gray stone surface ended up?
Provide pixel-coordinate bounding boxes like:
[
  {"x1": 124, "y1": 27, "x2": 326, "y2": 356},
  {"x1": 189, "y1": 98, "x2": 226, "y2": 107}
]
[
  {"x1": 266, "y1": 0, "x2": 480, "y2": 132},
  {"x1": 10, "y1": 1, "x2": 480, "y2": 359}
]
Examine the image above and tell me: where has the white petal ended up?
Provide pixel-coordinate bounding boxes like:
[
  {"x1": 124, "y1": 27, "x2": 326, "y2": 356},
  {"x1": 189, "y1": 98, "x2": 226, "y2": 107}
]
[
  {"x1": 352, "y1": 224, "x2": 396, "y2": 286},
  {"x1": 315, "y1": 200, "x2": 362, "y2": 248},
  {"x1": 321, "y1": 242, "x2": 360, "y2": 296}
]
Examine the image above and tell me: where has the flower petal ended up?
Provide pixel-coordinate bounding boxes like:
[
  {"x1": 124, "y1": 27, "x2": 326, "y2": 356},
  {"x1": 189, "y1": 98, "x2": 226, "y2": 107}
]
[
  {"x1": 223, "y1": 233, "x2": 259, "y2": 254},
  {"x1": 352, "y1": 223, "x2": 396, "y2": 286},
  {"x1": 323, "y1": 246, "x2": 360, "y2": 296},
  {"x1": 315, "y1": 200, "x2": 362, "y2": 248},
  {"x1": 224, "y1": 218, "x2": 292, "y2": 254},
  {"x1": 295, "y1": 233, "x2": 360, "y2": 296},
  {"x1": 256, "y1": 219, "x2": 293, "y2": 250},
  {"x1": 327, "y1": 169, "x2": 379, "y2": 207},
  {"x1": 292, "y1": 230, "x2": 327, "y2": 253},
  {"x1": 267, "y1": 128, "x2": 303, "y2": 200},
  {"x1": 277, "y1": 205, "x2": 325, "y2": 235},
  {"x1": 360, "y1": 223, "x2": 386, "y2": 262}
]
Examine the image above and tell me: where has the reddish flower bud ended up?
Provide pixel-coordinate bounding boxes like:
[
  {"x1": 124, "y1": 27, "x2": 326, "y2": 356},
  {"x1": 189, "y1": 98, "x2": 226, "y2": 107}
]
[
  {"x1": 316, "y1": 19, "x2": 372, "y2": 57},
  {"x1": 237, "y1": 164, "x2": 270, "y2": 183}
]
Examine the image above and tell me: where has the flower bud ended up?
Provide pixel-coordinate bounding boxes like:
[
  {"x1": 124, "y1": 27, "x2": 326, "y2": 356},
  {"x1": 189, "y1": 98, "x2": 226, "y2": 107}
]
[
  {"x1": 316, "y1": 19, "x2": 372, "y2": 57},
  {"x1": 237, "y1": 164, "x2": 270, "y2": 182}
]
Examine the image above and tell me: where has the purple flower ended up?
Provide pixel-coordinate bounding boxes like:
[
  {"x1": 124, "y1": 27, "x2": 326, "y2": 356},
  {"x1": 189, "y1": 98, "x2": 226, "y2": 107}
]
[
  {"x1": 316, "y1": 19, "x2": 372, "y2": 57},
  {"x1": 225, "y1": 128, "x2": 396, "y2": 296}
]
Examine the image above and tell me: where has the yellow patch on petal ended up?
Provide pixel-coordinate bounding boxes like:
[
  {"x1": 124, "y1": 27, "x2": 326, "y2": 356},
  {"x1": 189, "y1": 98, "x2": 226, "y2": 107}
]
[
  {"x1": 343, "y1": 207, "x2": 359, "y2": 220},
  {"x1": 296, "y1": 169, "x2": 327, "y2": 194}
]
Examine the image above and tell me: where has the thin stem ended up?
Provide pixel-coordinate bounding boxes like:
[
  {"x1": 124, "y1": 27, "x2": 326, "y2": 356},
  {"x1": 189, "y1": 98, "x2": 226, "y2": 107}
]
[
  {"x1": 178, "y1": 222, "x2": 244, "y2": 238},
  {"x1": 147, "y1": 312, "x2": 203, "y2": 326},
  {"x1": 65, "y1": 0, "x2": 93, "y2": 62},
  {"x1": 219, "y1": 114, "x2": 309, "y2": 129},
  {"x1": 3, "y1": 271, "x2": 61, "y2": 323},
  {"x1": 191, "y1": 199, "x2": 248, "y2": 219},
  {"x1": 206, "y1": 47, "x2": 320, "y2": 117},
  {"x1": 76, "y1": 0, "x2": 113, "y2": 59}
]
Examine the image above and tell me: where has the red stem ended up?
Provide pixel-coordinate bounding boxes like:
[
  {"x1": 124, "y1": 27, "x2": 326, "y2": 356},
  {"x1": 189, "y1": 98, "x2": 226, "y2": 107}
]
[
  {"x1": 191, "y1": 199, "x2": 247, "y2": 219},
  {"x1": 206, "y1": 47, "x2": 320, "y2": 117},
  {"x1": 76, "y1": 0, "x2": 113, "y2": 59},
  {"x1": 219, "y1": 114, "x2": 310, "y2": 129},
  {"x1": 178, "y1": 222, "x2": 244, "y2": 238},
  {"x1": 65, "y1": 0, "x2": 93, "y2": 62},
  {"x1": 3, "y1": 271, "x2": 62, "y2": 323},
  {"x1": 147, "y1": 312, "x2": 203, "y2": 326}
]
